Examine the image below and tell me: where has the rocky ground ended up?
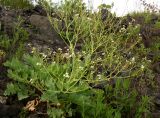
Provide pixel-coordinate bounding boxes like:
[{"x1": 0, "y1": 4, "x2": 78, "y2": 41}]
[{"x1": 0, "y1": 5, "x2": 160, "y2": 118}]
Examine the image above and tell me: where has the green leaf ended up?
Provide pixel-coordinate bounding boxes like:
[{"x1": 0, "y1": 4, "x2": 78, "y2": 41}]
[
  {"x1": 47, "y1": 108, "x2": 64, "y2": 118},
  {"x1": 4, "y1": 82, "x2": 30, "y2": 100},
  {"x1": 17, "y1": 91, "x2": 29, "y2": 100},
  {"x1": 4, "y1": 83, "x2": 18, "y2": 96},
  {"x1": 41, "y1": 90, "x2": 59, "y2": 103}
]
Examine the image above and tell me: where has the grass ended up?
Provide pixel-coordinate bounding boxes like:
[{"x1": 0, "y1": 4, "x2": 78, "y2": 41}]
[
  {"x1": 0, "y1": 0, "x2": 158, "y2": 117},
  {"x1": 0, "y1": 0, "x2": 33, "y2": 9}
]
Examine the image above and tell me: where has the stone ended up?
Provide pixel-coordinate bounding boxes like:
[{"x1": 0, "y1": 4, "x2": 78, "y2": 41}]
[
  {"x1": 0, "y1": 103, "x2": 22, "y2": 117},
  {"x1": 33, "y1": 5, "x2": 47, "y2": 16},
  {"x1": 153, "y1": 62, "x2": 160, "y2": 74},
  {"x1": 29, "y1": 14, "x2": 65, "y2": 46},
  {"x1": 0, "y1": 12, "x2": 16, "y2": 37}
]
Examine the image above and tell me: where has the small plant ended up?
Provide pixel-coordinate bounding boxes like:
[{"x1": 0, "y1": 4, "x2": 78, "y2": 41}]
[
  {"x1": 4, "y1": 52, "x2": 152, "y2": 117},
  {"x1": 4, "y1": 54, "x2": 103, "y2": 117},
  {"x1": 0, "y1": 17, "x2": 29, "y2": 59},
  {"x1": 136, "y1": 95, "x2": 152, "y2": 118},
  {"x1": 129, "y1": 11, "x2": 160, "y2": 66}
]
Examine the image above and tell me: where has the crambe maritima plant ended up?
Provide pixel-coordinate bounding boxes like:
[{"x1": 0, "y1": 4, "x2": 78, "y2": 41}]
[{"x1": 4, "y1": 0, "x2": 154, "y2": 117}]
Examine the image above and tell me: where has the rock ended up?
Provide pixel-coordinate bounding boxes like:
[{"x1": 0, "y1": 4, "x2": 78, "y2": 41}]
[
  {"x1": 0, "y1": 6, "x2": 66, "y2": 57},
  {"x1": 155, "y1": 97, "x2": 160, "y2": 108},
  {"x1": 0, "y1": 6, "x2": 2, "y2": 12},
  {"x1": 152, "y1": 62, "x2": 160, "y2": 74},
  {"x1": 33, "y1": 5, "x2": 47, "y2": 16},
  {"x1": 156, "y1": 74, "x2": 160, "y2": 85},
  {"x1": 152, "y1": 111, "x2": 160, "y2": 118},
  {"x1": 154, "y1": 93, "x2": 160, "y2": 109},
  {"x1": 29, "y1": 14, "x2": 65, "y2": 47},
  {"x1": 101, "y1": 8, "x2": 108, "y2": 21},
  {"x1": 120, "y1": 14, "x2": 160, "y2": 48},
  {"x1": 0, "y1": 11, "x2": 16, "y2": 37},
  {"x1": 0, "y1": 103, "x2": 22, "y2": 117}
]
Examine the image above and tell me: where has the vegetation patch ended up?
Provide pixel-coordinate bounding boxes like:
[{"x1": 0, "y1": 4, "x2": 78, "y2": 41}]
[{"x1": 0, "y1": 0, "x2": 159, "y2": 118}]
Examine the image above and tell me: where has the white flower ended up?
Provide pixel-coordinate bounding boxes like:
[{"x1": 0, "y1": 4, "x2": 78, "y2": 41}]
[
  {"x1": 40, "y1": 53, "x2": 47, "y2": 58},
  {"x1": 58, "y1": 48, "x2": 62, "y2": 51},
  {"x1": 53, "y1": 51, "x2": 56, "y2": 55},
  {"x1": 27, "y1": 43, "x2": 31, "y2": 46},
  {"x1": 87, "y1": 17, "x2": 92, "y2": 21},
  {"x1": 126, "y1": 60, "x2": 129, "y2": 63},
  {"x1": 90, "y1": 66, "x2": 94, "y2": 69},
  {"x1": 52, "y1": 61, "x2": 56, "y2": 64},
  {"x1": 43, "y1": 54, "x2": 47, "y2": 58},
  {"x1": 82, "y1": 51, "x2": 86, "y2": 54},
  {"x1": 29, "y1": 79, "x2": 34, "y2": 84},
  {"x1": 36, "y1": 62, "x2": 42, "y2": 66},
  {"x1": 135, "y1": 25, "x2": 138, "y2": 28},
  {"x1": 129, "y1": 22, "x2": 132, "y2": 25},
  {"x1": 131, "y1": 57, "x2": 135, "y2": 62},
  {"x1": 74, "y1": 14, "x2": 79, "y2": 17},
  {"x1": 120, "y1": 27, "x2": 126, "y2": 32},
  {"x1": 63, "y1": 53, "x2": 71, "y2": 59},
  {"x1": 97, "y1": 74, "x2": 102, "y2": 79},
  {"x1": 79, "y1": 66, "x2": 84, "y2": 70},
  {"x1": 78, "y1": 59, "x2": 81, "y2": 62},
  {"x1": 31, "y1": 47, "x2": 36, "y2": 53},
  {"x1": 63, "y1": 72, "x2": 70, "y2": 78},
  {"x1": 141, "y1": 65, "x2": 145, "y2": 70},
  {"x1": 111, "y1": 39, "x2": 114, "y2": 43},
  {"x1": 66, "y1": 48, "x2": 70, "y2": 52},
  {"x1": 71, "y1": 53, "x2": 75, "y2": 57},
  {"x1": 97, "y1": 57, "x2": 102, "y2": 61},
  {"x1": 132, "y1": 18, "x2": 135, "y2": 22},
  {"x1": 102, "y1": 52, "x2": 105, "y2": 55},
  {"x1": 47, "y1": 47, "x2": 51, "y2": 51},
  {"x1": 52, "y1": 12, "x2": 56, "y2": 16}
]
